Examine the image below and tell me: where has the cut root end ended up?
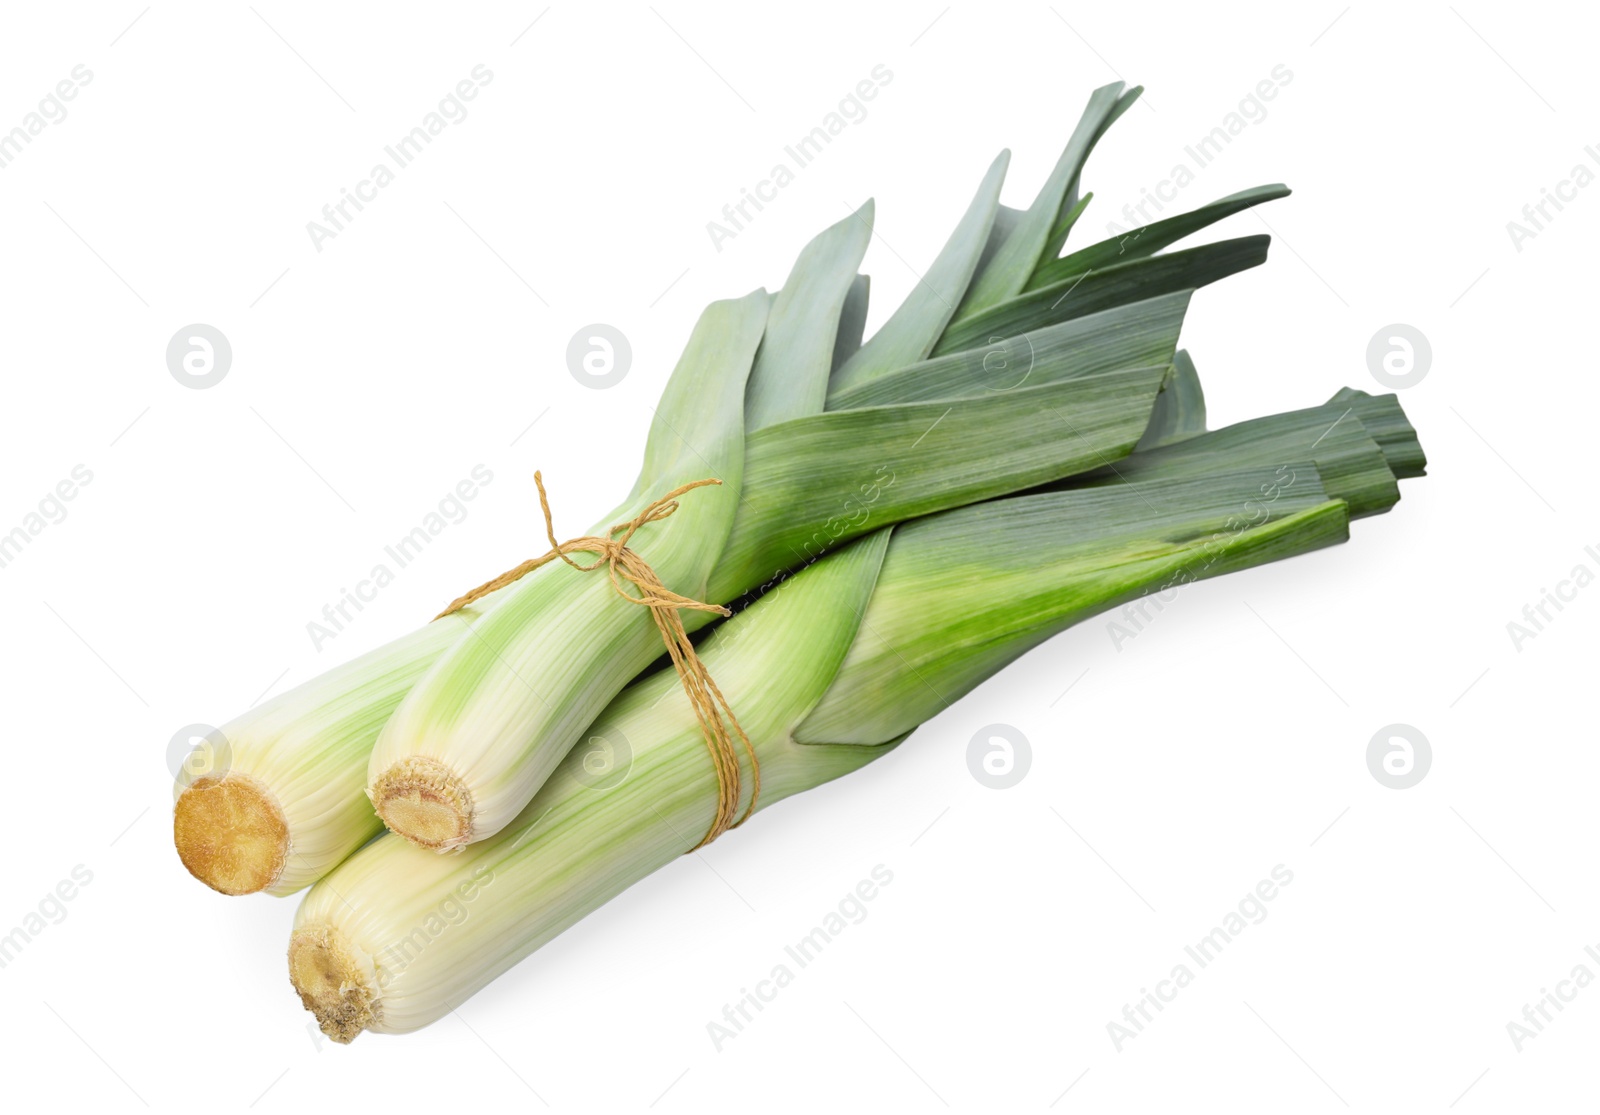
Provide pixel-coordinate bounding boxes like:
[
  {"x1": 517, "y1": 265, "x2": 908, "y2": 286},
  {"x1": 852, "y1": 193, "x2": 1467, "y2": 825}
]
[
  {"x1": 289, "y1": 926, "x2": 378, "y2": 1044},
  {"x1": 370, "y1": 756, "x2": 474, "y2": 851},
  {"x1": 173, "y1": 774, "x2": 289, "y2": 896}
]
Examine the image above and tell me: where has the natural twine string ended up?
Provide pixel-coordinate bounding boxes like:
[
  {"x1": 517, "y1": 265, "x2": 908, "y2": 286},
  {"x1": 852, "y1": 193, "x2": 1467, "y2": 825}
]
[{"x1": 434, "y1": 472, "x2": 759, "y2": 847}]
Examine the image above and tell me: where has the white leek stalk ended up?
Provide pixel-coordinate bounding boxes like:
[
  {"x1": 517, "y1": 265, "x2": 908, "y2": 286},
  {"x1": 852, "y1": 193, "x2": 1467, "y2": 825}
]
[{"x1": 172, "y1": 598, "x2": 495, "y2": 895}]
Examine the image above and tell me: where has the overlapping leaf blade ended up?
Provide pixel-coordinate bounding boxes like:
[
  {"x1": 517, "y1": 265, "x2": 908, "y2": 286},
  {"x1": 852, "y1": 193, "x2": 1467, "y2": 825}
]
[
  {"x1": 710, "y1": 364, "x2": 1169, "y2": 600},
  {"x1": 934, "y1": 236, "x2": 1270, "y2": 356},
  {"x1": 830, "y1": 151, "x2": 1009, "y2": 393},
  {"x1": 827, "y1": 291, "x2": 1190, "y2": 410},
  {"x1": 1030, "y1": 184, "x2": 1290, "y2": 290}
]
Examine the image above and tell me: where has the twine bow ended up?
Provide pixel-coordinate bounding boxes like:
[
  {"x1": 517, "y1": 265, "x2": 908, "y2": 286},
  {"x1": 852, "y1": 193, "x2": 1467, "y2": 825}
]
[{"x1": 435, "y1": 472, "x2": 759, "y2": 846}]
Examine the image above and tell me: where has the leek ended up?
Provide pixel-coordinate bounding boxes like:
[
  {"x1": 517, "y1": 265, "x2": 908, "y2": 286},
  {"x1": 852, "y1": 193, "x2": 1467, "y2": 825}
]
[{"x1": 290, "y1": 395, "x2": 1423, "y2": 1039}]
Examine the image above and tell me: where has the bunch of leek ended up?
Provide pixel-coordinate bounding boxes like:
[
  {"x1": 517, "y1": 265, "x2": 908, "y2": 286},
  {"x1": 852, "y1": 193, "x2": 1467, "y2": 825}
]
[
  {"x1": 159, "y1": 76, "x2": 1432, "y2": 1038},
  {"x1": 290, "y1": 378, "x2": 1425, "y2": 1039},
  {"x1": 176, "y1": 81, "x2": 1289, "y2": 893}
]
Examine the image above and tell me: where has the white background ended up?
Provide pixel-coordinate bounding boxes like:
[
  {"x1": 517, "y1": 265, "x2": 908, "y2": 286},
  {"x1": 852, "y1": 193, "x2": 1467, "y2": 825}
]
[{"x1": 0, "y1": 2, "x2": 1594, "y2": 1111}]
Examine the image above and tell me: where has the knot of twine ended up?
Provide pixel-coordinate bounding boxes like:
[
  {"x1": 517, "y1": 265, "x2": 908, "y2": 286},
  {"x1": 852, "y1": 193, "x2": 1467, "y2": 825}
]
[{"x1": 435, "y1": 472, "x2": 758, "y2": 846}]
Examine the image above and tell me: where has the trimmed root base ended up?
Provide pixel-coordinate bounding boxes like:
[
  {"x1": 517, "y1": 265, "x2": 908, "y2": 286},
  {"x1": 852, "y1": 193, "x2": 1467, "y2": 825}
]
[
  {"x1": 173, "y1": 773, "x2": 289, "y2": 895},
  {"x1": 369, "y1": 755, "x2": 474, "y2": 851},
  {"x1": 289, "y1": 926, "x2": 379, "y2": 1043}
]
